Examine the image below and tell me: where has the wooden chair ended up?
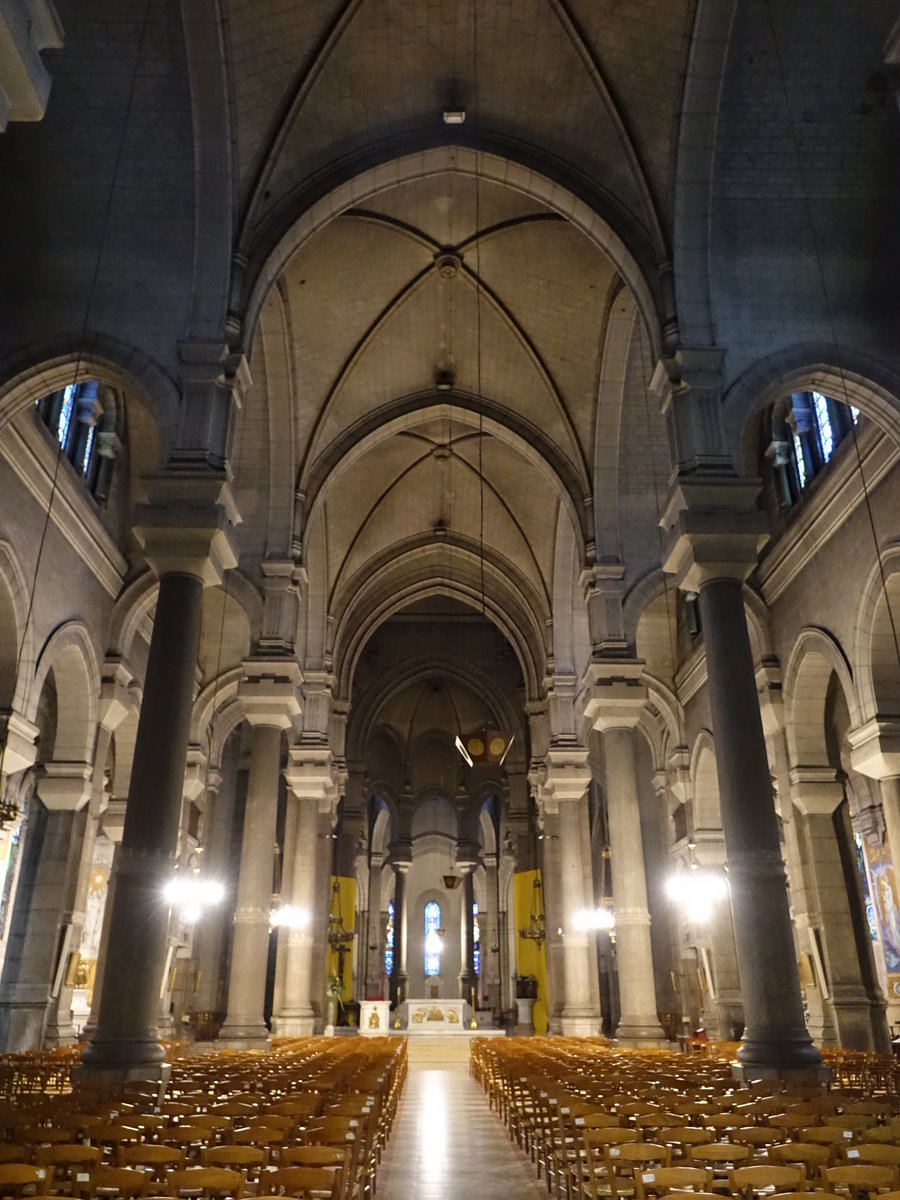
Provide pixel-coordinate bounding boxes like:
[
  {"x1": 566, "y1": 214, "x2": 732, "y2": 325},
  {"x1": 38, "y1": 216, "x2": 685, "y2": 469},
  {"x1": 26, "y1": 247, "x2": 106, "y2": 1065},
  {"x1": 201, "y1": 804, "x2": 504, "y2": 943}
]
[
  {"x1": 263, "y1": 1167, "x2": 340, "y2": 1199},
  {"x1": 727, "y1": 1164, "x2": 804, "y2": 1199},
  {"x1": 202, "y1": 1147, "x2": 267, "y2": 1186},
  {"x1": 823, "y1": 1165, "x2": 898, "y2": 1200},
  {"x1": 686, "y1": 1143, "x2": 752, "y2": 1189},
  {"x1": 634, "y1": 1166, "x2": 712, "y2": 1200},
  {"x1": 0, "y1": 1148, "x2": 30, "y2": 1167},
  {"x1": 842, "y1": 1145, "x2": 900, "y2": 1168},
  {"x1": 87, "y1": 1125, "x2": 143, "y2": 1164},
  {"x1": 0, "y1": 1164, "x2": 55, "y2": 1197},
  {"x1": 76, "y1": 1167, "x2": 148, "y2": 1199},
  {"x1": 577, "y1": 1130, "x2": 642, "y2": 1200},
  {"x1": 604, "y1": 1143, "x2": 671, "y2": 1200},
  {"x1": 657, "y1": 1129, "x2": 718, "y2": 1162},
  {"x1": 164, "y1": 1168, "x2": 244, "y2": 1200},
  {"x1": 768, "y1": 1143, "x2": 832, "y2": 1179},
  {"x1": 120, "y1": 1145, "x2": 186, "y2": 1185},
  {"x1": 33, "y1": 1145, "x2": 101, "y2": 1193}
]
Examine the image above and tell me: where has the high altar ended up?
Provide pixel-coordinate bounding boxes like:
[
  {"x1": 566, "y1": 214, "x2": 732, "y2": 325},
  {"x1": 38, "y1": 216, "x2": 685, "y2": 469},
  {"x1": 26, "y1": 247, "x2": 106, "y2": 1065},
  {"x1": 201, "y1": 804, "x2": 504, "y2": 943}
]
[{"x1": 396, "y1": 999, "x2": 471, "y2": 1031}]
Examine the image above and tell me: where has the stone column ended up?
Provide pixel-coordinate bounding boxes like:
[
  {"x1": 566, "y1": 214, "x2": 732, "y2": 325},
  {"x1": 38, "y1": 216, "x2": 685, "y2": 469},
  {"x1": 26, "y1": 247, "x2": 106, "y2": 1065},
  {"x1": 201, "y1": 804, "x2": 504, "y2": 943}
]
[
  {"x1": 0, "y1": 764, "x2": 91, "y2": 1050},
  {"x1": 602, "y1": 725, "x2": 667, "y2": 1044},
  {"x1": 275, "y1": 746, "x2": 337, "y2": 1035},
  {"x1": 458, "y1": 867, "x2": 477, "y2": 1003},
  {"x1": 364, "y1": 854, "x2": 385, "y2": 998},
  {"x1": 791, "y1": 767, "x2": 886, "y2": 1050},
  {"x1": 188, "y1": 761, "x2": 231, "y2": 1023},
  {"x1": 539, "y1": 808, "x2": 565, "y2": 1033},
  {"x1": 389, "y1": 855, "x2": 410, "y2": 1007},
  {"x1": 81, "y1": 801, "x2": 125, "y2": 1042},
  {"x1": 696, "y1": 575, "x2": 822, "y2": 1075},
  {"x1": 81, "y1": 476, "x2": 239, "y2": 1075},
  {"x1": 540, "y1": 749, "x2": 601, "y2": 1036}
]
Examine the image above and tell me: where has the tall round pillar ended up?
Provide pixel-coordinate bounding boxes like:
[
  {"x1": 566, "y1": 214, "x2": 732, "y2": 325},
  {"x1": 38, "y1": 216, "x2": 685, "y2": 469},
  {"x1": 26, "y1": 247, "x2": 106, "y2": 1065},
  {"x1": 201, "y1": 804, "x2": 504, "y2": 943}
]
[
  {"x1": 81, "y1": 572, "x2": 205, "y2": 1070},
  {"x1": 557, "y1": 793, "x2": 599, "y2": 1035},
  {"x1": 389, "y1": 862, "x2": 409, "y2": 1007},
  {"x1": 219, "y1": 723, "x2": 282, "y2": 1046},
  {"x1": 458, "y1": 868, "x2": 477, "y2": 1002},
  {"x1": 272, "y1": 793, "x2": 318, "y2": 1035},
  {"x1": 699, "y1": 577, "x2": 822, "y2": 1075},
  {"x1": 603, "y1": 725, "x2": 667, "y2": 1044}
]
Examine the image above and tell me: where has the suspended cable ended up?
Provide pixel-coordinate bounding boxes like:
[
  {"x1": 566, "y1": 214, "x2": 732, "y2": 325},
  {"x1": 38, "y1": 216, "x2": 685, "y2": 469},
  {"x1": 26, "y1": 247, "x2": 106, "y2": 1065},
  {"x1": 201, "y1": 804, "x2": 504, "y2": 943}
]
[
  {"x1": 0, "y1": 0, "x2": 155, "y2": 817},
  {"x1": 762, "y1": 0, "x2": 900, "y2": 677}
]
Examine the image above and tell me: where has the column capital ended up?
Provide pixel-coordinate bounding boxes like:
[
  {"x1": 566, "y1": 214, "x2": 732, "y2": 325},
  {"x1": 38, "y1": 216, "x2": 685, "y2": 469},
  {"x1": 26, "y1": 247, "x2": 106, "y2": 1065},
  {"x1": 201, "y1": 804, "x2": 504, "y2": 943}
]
[
  {"x1": 661, "y1": 477, "x2": 768, "y2": 592},
  {"x1": 182, "y1": 744, "x2": 208, "y2": 801},
  {"x1": 666, "y1": 744, "x2": 692, "y2": 801},
  {"x1": 284, "y1": 744, "x2": 338, "y2": 810},
  {"x1": 848, "y1": 718, "x2": 900, "y2": 780},
  {"x1": 258, "y1": 559, "x2": 304, "y2": 655},
  {"x1": 37, "y1": 761, "x2": 93, "y2": 811},
  {"x1": 580, "y1": 562, "x2": 629, "y2": 657},
  {"x1": 134, "y1": 473, "x2": 240, "y2": 586},
  {"x1": 0, "y1": 709, "x2": 39, "y2": 775},
  {"x1": 239, "y1": 659, "x2": 303, "y2": 729},
  {"x1": 100, "y1": 798, "x2": 126, "y2": 843},
  {"x1": 537, "y1": 745, "x2": 590, "y2": 814},
  {"x1": 790, "y1": 766, "x2": 844, "y2": 816},
  {"x1": 582, "y1": 660, "x2": 647, "y2": 730},
  {"x1": 98, "y1": 659, "x2": 137, "y2": 733},
  {"x1": 388, "y1": 841, "x2": 412, "y2": 872}
]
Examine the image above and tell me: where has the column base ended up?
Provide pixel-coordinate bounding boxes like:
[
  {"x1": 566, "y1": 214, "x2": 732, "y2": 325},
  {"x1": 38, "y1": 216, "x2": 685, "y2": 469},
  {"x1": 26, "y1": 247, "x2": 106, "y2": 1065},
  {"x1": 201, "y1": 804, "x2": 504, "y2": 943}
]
[
  {"x1": 271, "y1": 1013, "x2": 315, "y2": 1037},
  {"x1": 615, "y1": 1016, "x2": 670, "y2": 1048},
  {"x1": 217, "y1": 1022, "x2": 271, "y2": 1050},
  {"x1": 732, "y1": 1060, "x2": 833, "y2": 1085},
  {"x1": 561, "y1": 1010, "x2": 600, "y2": 1037},
  {"x1": 73, "y1": 1058, "x2": 171, "y2": 1098},
  {"x1": 43, "y1": 1021, "x2": 78, "y2": 1048}
]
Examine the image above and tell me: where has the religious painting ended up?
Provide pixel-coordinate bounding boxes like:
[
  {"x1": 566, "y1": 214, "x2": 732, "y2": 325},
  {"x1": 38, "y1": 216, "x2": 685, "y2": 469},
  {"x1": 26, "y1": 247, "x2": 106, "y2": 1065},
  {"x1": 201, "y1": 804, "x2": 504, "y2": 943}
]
[{"x1": 866, "y1": 838, "x2": 900, "y2": 998}]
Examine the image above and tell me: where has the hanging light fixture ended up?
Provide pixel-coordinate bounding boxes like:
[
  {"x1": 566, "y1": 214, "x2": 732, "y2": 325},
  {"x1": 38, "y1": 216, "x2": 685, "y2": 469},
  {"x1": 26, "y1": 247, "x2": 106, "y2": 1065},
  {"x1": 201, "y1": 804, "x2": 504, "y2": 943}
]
[
  {"x1": 573, "y1": 846, "x2": 616, "y2": 937},
  {"x1": 327, "y1": 876, "x2": 354, "y2": 974},
  {"x1": 518, "y1": 874, "x2": 546, "y2": 948},
  {"x1": 665, "y1": 862, "x2": 728, "y2": 924}
]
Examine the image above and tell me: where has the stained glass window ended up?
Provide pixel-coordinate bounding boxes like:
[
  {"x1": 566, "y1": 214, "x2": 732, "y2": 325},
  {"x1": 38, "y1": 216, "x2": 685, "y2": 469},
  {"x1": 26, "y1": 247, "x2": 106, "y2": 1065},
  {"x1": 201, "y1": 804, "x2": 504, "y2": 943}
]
[
  {"x1": 813, "y1": 391, "x2": 834, "y2": 461},
  {"x1": 57, "y1": 384, "x2": 76, "y2": 449},
  {"x1": 384, "y1": 900, "x2": 394, "y2": 977},
  {"x1": 424, "y1": 900, "x2": 441, "y2": 976},
  {"x1": 855, "y1": 833, "x2": 879, "y2": 942},
  {"x1": 473, "y1": 901, "x2": 480, "y2": 976}
]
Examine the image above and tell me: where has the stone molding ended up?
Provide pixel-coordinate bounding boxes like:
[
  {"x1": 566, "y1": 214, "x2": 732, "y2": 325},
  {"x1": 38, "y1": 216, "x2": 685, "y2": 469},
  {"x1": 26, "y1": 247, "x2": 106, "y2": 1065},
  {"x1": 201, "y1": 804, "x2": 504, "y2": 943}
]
[
  {"x1": 0, "y1": 0, "x2": 63, "y2": 130},
  {"x1": 36, "y1": 761, "x2": 92, "y2": 811},
  {"x1": 581, "y1": 660, "x2": 647, "y2": 731},
  {"x1": 239, "y1": 659, "x2": 303, "y2": 729},
  {"x1": 134, "y1": 473, "x2": 240, "y2": 587},
  {"x1": 848, "y1": 718, "x2": 900, "y2": 780}
]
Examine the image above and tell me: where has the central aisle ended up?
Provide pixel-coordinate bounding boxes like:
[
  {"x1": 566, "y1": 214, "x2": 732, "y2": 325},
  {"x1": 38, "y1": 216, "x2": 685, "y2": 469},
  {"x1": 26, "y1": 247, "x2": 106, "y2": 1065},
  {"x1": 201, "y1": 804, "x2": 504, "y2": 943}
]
[{"x1": 378, "y1": 1039, "x2": 546, "y2": 1200}]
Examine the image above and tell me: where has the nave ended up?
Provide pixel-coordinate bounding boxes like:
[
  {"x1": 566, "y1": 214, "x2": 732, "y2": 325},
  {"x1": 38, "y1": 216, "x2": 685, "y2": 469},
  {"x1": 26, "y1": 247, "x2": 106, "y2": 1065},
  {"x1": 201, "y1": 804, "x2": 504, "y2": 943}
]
[{"x1": 377, "y1": 1040, "x2": 545, "y2": 1200}]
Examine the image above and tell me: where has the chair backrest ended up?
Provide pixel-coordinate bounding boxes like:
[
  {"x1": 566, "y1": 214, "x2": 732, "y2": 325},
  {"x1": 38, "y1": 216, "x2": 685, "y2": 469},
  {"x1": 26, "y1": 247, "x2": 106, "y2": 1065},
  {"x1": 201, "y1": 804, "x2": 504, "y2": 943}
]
[
  {"x1": 267, "y1": 1167, "x2": 339, "y2": 1199},
  {"x1": 688, "y1": 1143, "x2": 752, "y2": 1166},
  {"x1": 82, "y1": 1166, "x2": 149, "y2": 1199},
  {"x1": 0, "y1": 1164, "x2": 53, "y2": 1192},
  {"x1": 844, "y1": 1145, "x2": 900, "y2": 1167},
  {"x1": 121, "y1": 1145, "x2": 186, "y2": 1179},
  {"x1": 825, "y1": 1164, "x2": 898, "y2": 1194},
  {"x1": 634, "y1": 1165, "x2": 711, "y2": 1200},
  {"x1": 165, "y1": 1167, "x2": 244, "y2": 1199},
  {"x1": 769, "y1": 1141, "x2": 833, "y2": 1174},
  {"x1": 730, "y1": 1164, "x2": 804, "y2": 1194},
  {"x1": 202, "y1": 1147, "x2": 267, "y2": 1173}
]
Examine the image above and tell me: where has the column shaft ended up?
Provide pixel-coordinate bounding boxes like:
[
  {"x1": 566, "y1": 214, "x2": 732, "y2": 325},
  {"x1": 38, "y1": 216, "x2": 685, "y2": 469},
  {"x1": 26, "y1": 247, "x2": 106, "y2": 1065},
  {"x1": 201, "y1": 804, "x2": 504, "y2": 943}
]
[
  {"x1": 82, "y1": 573, "x2": 203, "y2": 1069},
  {"x1": 274, "y1": 794, "x2": 317, "y2": 1035},
  {"x1": 390, "y1": 870, "x2": 408, "y2": 1006},
  {"x1": 603, "y1": 726, "x2": 666, "y2": 1044},
  {"x1": 219, "y1": 723, "x2": 281, "y2": 1044},
  {"x1": 698, "y1": 578, "x2": 822, "y2": 1073},
  {"x1": 558, "y1": 796, "x2": 599, "y2": 1036},
  {"x1": 458, "y1": 871, "x2": 476, "y2": 1002}
]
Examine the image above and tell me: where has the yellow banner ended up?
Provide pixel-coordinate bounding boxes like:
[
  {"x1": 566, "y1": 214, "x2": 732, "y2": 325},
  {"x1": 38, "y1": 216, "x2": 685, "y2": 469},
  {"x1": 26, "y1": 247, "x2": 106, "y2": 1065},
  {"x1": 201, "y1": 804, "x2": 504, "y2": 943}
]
[
  {"x1": 326, "y1": 875, "x2": 356, "y2": 1006},
  {"x1": 513, "y1": 869, "x2": 549, "y2": 1034}
]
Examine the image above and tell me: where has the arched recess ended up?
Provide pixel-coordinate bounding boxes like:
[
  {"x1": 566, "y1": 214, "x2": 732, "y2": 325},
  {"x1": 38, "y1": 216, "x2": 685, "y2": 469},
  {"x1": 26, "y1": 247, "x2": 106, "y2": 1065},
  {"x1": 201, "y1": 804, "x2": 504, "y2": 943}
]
[
  {"x1": 301, "y1": 394, "x2": 590, "y2": 552},
  {"x1": 853, "y1": 545, "x2": 900, "y2": 722},
  {"x1": 28, "y1": 622, "x2": 100, "y2": 764},
  {"x1": 365, "y1": 727, "x2": 405, "y2": 796},
  {"x1": 551, "y1": 507, "x2": 590, "y2": 677},
  {"x1": 722, "y1": 347, "x2": 900, "y2": 474},
  {"x1": 0, "y1": 540, "x2": 34, "y2": 716},
  {"x1": 672, "y1": 0, "x2": 739, "y2": 347},
  {"x1": 348, "y1": 655, "x2": 524, "y2": 768},
  {"x1": 239, "y1": 145, "x2": 663, "y2": 356},
  {"x1": 593, "y1": 283, "x2": 637, "y2": 560},
  {"x1": 330, "y1": 541, "x2": 548, "y2": 704},
  {"x1": 108, "y1": 572, "x2": 158, "y2": 662},
  {"x1": 691, "y1": 731, "x2": 722, "y2": 833},
  {"x1": 784, "y1": 627, "x2": 859, "y2": 768},
  {"x1": 190, "y1": 666, "x2": 244, "y2": 754},
  {"x1": 0, "y1": 337, "x2": 178, "y2": 459}
]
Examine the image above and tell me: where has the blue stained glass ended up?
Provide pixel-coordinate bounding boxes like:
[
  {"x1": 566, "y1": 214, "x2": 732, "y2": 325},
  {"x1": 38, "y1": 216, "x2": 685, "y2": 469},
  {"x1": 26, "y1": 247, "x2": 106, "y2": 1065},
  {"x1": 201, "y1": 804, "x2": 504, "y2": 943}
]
[
  {"x1": 813, "y1": 391, "x2": 834, "y2": 461},
  {"x1": 57, "y1": 384, "x2": 76, "y2": 449},
  {"x1": 81, "y1": 425, "x2": 95, "y2": 476},
  {"x1": 384, "y1": 900, "x2": 394, "y2": 977},
  {"x1": 793, "y1": 433, "x2": 807, "y2": 487},
  {"x1": 473, "y1": 902, "x2": 480, "y2": 976},
  {"x1": 856, "y1": 833, "x2": 879, "y2": 942},
  {"x1": 424, "y1": 900, "x2": 441, "y2": 976}
]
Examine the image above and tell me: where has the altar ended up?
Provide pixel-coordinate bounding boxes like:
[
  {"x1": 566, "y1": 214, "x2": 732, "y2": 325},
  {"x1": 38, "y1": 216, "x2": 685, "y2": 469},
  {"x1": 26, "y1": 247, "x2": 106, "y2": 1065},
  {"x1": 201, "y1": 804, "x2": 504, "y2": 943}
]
[{"x1": 396, "y1": 998, "x2": 472, "y2": 1032}]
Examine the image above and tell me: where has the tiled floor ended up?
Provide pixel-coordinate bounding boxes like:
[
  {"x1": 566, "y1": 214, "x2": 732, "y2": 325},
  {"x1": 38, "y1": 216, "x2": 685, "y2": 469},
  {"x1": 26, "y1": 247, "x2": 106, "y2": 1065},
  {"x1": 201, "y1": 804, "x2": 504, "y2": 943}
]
[{"x1": 378, "y1": 1055, "x2": 546, "y2": 1200}]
